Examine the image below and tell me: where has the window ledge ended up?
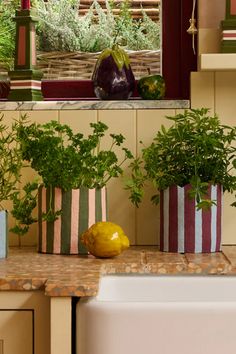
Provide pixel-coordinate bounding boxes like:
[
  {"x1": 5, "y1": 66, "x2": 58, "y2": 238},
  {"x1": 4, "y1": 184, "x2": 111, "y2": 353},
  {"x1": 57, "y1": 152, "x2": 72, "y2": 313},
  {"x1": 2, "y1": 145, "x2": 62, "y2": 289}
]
[
  {"x1": 199, "y1": 53, "x2": 236, "y2": 71},
  {"x1": 0, "y1": 99, "x2": 190, "y2": 111}
]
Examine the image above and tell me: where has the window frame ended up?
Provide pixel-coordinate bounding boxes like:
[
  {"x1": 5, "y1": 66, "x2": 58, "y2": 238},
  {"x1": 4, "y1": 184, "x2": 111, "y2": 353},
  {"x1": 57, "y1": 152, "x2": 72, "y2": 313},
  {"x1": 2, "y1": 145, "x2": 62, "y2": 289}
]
[{"x1": 162, "y1": 0, "x2": 198, "y2": 99}]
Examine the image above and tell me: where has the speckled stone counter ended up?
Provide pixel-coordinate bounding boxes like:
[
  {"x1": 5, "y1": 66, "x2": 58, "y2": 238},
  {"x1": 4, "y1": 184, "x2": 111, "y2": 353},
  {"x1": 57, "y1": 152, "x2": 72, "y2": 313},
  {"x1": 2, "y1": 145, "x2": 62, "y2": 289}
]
[
  {"x1": 0, "y1": 246, "x2": 236, "y2": 297},
  {"x1": 0, "y1": 100, "x2": 190, "y2": 111}
]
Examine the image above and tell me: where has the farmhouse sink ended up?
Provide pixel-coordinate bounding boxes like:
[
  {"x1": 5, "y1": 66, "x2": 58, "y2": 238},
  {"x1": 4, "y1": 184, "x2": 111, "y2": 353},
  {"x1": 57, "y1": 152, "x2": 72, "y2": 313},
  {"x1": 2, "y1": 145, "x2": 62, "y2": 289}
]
[{"x1": 77, "y1": 275, "x2": 236, "y2": 354}]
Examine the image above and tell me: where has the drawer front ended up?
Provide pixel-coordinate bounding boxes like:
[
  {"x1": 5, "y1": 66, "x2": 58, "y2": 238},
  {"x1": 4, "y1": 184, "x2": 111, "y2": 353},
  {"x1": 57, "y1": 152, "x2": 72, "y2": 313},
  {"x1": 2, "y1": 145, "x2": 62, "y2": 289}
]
[{"x1": 0, "y1": 310, "x2": 33, "y2": 354}]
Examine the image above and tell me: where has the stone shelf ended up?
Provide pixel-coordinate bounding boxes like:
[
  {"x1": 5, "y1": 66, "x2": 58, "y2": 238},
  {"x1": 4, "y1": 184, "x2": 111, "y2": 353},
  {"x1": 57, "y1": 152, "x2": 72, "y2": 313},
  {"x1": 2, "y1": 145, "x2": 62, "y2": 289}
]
[{"x1": 0, "y1": 99, "x2": 190, "y2": 111}]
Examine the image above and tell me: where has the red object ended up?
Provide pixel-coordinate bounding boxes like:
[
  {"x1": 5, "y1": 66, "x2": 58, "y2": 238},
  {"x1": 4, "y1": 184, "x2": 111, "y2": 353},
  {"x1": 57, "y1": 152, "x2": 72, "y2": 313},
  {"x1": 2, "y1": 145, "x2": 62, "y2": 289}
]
[
  {"x1": 41, "y1": 80, "x2": 139, "y2": 100},
  {"x1": 21, "y1": 0, "x2": 30, "y2": 9},
  {"x1": 17, "y1": 26, "x2": 26, "y2": 66},
  {"x1": 231, "y1": 0, "x2": 236, "y2": 15}
]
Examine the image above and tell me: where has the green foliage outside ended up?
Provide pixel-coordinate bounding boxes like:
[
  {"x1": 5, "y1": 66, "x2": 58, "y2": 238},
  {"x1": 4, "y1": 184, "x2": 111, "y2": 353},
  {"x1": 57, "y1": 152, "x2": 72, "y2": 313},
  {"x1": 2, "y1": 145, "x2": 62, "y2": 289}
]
[
  {"x1": 35, "y1": 0, "x2": 160, "y2": 52},
  {"x1": 127, "y1": 108, "x2": 236, "y2": 210},
  {"x1": 0, "y1": 0, "x2": 160, "y2": 70},
  {"x1": 0, "y1": 0, "x2": 18, "y2": 70}
]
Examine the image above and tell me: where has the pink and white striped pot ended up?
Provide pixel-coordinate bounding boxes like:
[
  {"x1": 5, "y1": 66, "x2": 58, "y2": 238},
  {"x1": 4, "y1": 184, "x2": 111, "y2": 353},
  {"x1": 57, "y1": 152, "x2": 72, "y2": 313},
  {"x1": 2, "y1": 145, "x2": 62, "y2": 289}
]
[
  {"x1": 160, "y1": 184, "x2": 222, "y2": 253},
  {"x1": 38, "y1": 186, "x2": 108, "y2": 255}
]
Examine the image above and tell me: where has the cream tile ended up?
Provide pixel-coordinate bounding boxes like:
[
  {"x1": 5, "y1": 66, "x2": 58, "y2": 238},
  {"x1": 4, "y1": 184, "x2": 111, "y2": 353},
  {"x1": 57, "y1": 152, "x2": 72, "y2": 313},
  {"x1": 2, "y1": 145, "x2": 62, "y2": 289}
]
[
  {"x1": 98, "y1": 110, "x2": 136, "y2": 244},
  {"x1": 198, "y1": 0, "x2": 225, "y2": 29},
  {"x1": 0, "y1": 111, "x2": 20, "y2": 124},
  {"x1": 215, "y1": 72, "x2": 236, "y2": 122},
  {"x1": 137, "y1": 109, "x2": 175, "y2": 150},
  {"x1": 190, "y1": 72, "x2": 215, "y2": 111},
  {"x1": 198, "y1": 29, "x2": 221, "y2": 55},
  {"x1": 20, "y1": 110, "x2": 59, "y2": 124},
  {"x1": 200, "y1": 54, "x2": 236, "y2": 71},
  {"x1": 222, "y1": 193, "x2": 236, "y2": 245},
  {"x1": 136, "y1": 109, "x2": 175, "y2": 245},
  {"x1": 59, "y1": 110, "x2": 97, "y2": 134}
]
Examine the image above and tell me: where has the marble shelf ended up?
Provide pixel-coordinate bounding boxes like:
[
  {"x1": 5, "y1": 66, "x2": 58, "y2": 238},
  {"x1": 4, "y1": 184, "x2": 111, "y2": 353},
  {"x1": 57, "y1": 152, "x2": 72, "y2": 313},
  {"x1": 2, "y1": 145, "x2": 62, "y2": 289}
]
[{"x1": 0, "y1": 99, "x2": 190, "y2": 111}]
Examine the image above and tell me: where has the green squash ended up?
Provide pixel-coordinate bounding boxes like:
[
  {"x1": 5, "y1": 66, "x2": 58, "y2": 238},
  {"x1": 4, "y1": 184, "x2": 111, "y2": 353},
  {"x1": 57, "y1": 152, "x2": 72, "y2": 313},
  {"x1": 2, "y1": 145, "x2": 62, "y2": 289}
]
[{"x1": 137, "y1": 74, "x2": 165, "y2": 100}]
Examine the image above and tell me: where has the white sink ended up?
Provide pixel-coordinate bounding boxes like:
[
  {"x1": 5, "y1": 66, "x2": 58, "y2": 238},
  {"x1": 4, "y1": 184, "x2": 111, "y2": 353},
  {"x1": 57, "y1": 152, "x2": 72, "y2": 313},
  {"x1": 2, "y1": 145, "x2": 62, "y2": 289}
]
[{"x1": 77, "y1": 275, "x2": 236, "y2": 354}]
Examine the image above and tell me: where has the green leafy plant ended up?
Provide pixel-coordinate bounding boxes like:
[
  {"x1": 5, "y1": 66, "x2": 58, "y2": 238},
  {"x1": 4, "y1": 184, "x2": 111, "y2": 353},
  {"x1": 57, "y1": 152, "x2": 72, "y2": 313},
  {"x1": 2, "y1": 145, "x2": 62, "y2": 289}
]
[
  {"x1": 0, "y1": 113, "x2": 34, "y2": 243},
  {"x1": 127, "y1": 108, "x2": 236, "y2": 210},
  {"x1": 17, "y1": 120, "x2": 133, "y2": 189},
  {"x1": 0, "y1": 113, "x2": 25, "y2": 210},
  {"x1": 10, "y1": 181, "x2": 39, "y2": 241},
  {"x1": 35, "y1": 0, "x2": 160, "y2": 52}
]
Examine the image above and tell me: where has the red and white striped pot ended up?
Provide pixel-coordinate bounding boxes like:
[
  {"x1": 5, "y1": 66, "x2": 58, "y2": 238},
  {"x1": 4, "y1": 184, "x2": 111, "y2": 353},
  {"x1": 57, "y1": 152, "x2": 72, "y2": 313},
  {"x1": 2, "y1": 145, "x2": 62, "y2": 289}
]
[
  {"x1": 38, "y1": 186, "x2": 108, "y2": 255},
  {"x1": 160, "y1": 184, "x2": 222, "y2": 253}
]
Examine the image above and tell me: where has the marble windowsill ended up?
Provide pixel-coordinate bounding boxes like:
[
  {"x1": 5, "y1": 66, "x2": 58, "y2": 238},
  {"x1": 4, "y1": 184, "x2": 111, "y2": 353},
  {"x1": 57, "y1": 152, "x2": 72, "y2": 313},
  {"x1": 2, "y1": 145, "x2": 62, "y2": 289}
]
[{"x1": 0, "y1": 99, "x2": 190, "y2": 111}]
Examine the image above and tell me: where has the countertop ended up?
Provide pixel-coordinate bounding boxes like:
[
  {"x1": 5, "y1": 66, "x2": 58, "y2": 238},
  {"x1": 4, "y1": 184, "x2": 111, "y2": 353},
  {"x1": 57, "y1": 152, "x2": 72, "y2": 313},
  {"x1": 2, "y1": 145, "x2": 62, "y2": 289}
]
[{"x1": 1, "y1": 246, "x2": 236, "y2": 297}]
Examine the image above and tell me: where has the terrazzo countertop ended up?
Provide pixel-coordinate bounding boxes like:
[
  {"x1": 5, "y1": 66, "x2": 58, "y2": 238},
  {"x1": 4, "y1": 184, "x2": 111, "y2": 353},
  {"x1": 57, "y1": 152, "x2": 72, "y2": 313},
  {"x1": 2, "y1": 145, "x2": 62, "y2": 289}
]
[
  {"x1": 0, "y1": 246, "x2": 236, "y2": 297},
  {"x1": 0, "y1": 100, "x2": 190, "y2": 111}
]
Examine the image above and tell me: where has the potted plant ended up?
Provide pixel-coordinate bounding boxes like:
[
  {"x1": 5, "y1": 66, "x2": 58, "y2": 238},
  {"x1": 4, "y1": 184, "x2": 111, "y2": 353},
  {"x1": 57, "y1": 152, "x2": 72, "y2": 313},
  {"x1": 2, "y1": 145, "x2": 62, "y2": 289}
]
[
  {"x1": 15, "y1": 119, "x2": 133, "y2": 255},
  {"x1": 127, "y1": 108, "x2": 236, "y2": 253},
  {"x1": 0, "y1": 113, "x2": 25, "y2": 257}
]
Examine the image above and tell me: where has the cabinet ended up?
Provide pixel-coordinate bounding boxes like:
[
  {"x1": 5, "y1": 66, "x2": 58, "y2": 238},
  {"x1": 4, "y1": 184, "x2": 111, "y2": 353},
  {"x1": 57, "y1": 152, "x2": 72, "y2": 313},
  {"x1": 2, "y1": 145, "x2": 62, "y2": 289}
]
[{"x1": 0, "y1": 291, "x2": 50, "y2": 354}]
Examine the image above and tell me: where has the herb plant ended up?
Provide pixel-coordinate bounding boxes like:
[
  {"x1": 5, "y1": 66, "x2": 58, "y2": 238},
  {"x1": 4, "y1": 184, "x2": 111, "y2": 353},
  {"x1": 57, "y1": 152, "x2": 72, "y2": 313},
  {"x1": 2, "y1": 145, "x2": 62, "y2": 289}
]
[
  {"x1": 127, "y1": 108, "x2": 236, "y2": 209},
  {"x1": 10, "y1": 181, "x2": 39, "y2": 242},
  {"x1": 17, "y1": 119, "x2": 133, "y2": 190}
]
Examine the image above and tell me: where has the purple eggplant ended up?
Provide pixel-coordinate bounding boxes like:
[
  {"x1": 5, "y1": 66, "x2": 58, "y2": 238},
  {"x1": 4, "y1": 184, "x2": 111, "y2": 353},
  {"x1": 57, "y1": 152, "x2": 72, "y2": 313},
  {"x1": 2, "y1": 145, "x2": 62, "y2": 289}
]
[{"x1": 92, "y1": 45, "x2": 135, "y2": 100}]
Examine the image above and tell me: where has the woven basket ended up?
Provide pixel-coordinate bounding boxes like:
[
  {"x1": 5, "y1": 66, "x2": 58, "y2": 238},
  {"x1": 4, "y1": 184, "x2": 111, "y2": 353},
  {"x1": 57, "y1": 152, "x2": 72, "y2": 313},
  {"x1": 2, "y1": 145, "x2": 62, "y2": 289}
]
[
  {"x1": 37, "y1": 50, "x2": 161, "y2": 80},
  {"x1": 0, "y1": 62, "x2": 8, "y2": 78}
]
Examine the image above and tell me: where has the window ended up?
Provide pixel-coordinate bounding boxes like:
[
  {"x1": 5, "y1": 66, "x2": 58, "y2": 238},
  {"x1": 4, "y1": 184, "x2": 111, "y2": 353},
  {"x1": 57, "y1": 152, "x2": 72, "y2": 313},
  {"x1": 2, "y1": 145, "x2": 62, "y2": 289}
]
[{"x1": 38, "y1": 0, "x2": 197, "y2": 99}]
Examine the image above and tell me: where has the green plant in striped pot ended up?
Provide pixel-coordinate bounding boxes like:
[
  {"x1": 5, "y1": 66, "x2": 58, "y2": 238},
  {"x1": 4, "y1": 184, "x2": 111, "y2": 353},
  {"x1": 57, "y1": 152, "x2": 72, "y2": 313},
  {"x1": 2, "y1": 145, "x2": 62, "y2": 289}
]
[
  {"x1": 126, "y1": 108, "x2": 236, "y2": 253},
  {"x1": 15, "y1": 119, "x2": 133, "y2": 255}
]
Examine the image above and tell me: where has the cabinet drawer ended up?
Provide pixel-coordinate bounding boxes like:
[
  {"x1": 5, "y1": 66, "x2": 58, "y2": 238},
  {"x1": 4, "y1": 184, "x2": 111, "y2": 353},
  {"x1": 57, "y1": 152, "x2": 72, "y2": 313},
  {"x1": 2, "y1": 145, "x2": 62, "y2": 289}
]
[
  {"x1": 0, "y1": 310, "x2": 33, "y2": 354},
  {"x1": 0, "y1": 292, "x2": 50, "y2": 354}
]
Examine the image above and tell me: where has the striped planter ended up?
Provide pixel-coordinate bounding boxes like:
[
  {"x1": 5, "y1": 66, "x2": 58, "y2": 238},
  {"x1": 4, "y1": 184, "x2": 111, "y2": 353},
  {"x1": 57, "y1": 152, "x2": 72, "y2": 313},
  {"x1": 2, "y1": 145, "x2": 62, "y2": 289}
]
[
  {"x1": 160, "y1": 184, "x2": 222, "y2": 253},
  {"x1": 0, "y1": 210, "x2": 8, "y2": 258},
  {"x1": 38, "y1": 186, "x2": 108, "y2": 255}
]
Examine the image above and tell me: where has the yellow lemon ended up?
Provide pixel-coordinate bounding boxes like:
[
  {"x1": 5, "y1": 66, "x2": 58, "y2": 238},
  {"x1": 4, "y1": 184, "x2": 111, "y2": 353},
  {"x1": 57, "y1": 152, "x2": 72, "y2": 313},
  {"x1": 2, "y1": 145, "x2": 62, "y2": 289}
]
[{"x1": 81, "y1": 221, "x2": 129, "y2": 258}]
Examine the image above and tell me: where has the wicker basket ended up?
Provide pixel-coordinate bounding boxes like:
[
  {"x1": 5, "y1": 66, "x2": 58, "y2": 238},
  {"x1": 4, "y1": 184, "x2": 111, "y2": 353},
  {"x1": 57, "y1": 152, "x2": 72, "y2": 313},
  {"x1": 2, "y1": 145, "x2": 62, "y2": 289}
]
[
  {"x1": 37, "y1": 50, "x2": 161, "y2": 80},
  {"x1": 0, "y1": 62, "x2": 8, "y2": 78}
]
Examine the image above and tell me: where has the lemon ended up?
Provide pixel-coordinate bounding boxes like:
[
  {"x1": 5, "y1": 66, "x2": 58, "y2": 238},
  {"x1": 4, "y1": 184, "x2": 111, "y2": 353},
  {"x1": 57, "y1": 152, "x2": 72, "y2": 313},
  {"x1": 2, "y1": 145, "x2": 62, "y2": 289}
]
[{"x1": 81, "y1": 221, "x2": 129, "y2": 258}]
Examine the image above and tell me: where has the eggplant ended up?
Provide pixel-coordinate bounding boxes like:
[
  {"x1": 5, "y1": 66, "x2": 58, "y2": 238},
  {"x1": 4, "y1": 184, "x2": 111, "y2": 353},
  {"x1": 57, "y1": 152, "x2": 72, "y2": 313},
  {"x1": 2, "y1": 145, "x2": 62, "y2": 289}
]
[{"x1": 92, "y1": 45, "x2": 135, "y2": 100}]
